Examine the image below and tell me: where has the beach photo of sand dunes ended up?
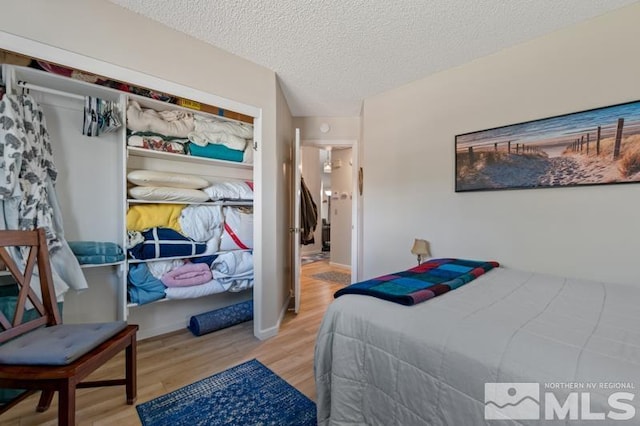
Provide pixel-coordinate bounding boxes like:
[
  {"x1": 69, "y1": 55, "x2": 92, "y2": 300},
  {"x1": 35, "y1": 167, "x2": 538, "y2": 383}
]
[{"x1": 455, "y1": 100, "x2": 640, "y2": 192}]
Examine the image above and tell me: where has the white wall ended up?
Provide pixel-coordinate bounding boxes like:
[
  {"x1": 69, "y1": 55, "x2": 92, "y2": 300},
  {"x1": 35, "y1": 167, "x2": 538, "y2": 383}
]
[
  {"x1": 275, "y1": 78, "x2": 293, "y2": 329},
  {"x1": 330, "y1": 148, "x2": 353, "y2": 267},
  {"x1": 0, "y1": 0, "x2": 290, "y2": 337},
  {"x1": 293, "y1": 116, "x2": 360, "y2": 141},
  {"x1": 301, "y1": 146, "x2": 322, "y2": 254},
  {"x1": 361, "y1": 3, "x2": 640, "y2": 285}
]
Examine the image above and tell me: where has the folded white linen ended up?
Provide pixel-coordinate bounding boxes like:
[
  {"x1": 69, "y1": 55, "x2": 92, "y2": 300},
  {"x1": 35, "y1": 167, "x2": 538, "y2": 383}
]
[
  {"x1": 127, "y1": 100, "x2": 194, "y2": 137},
  {"x1": 178, "y1": 205, "x2": 225, "y2": 242},
  {"x1": 194, "y1": 116, "x2": 253, "y2": 138},
  {"x1": 164, "y1": 278, "x2": 227, "y2": 299},
  {"x1": 211, "y1": 250, "x2": 253, "y2": 278}
]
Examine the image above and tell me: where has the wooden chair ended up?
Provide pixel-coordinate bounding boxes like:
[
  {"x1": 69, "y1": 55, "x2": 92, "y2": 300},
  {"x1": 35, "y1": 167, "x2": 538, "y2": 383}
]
[{"x1": 0, "y1": 228, "x2": 138, "y2": 425}]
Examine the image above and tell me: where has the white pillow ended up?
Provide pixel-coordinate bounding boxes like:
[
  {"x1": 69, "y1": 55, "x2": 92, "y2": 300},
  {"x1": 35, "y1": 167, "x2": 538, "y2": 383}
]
[
  {"x1": 129, "y1": 186, "x2": 210, "y2": 203},
  {"x1": 204, "y1": 181, "x2": 254, "y2": 201},
  {"x1": 127, "y1": 170, "x2": 209, "y2": 189}
]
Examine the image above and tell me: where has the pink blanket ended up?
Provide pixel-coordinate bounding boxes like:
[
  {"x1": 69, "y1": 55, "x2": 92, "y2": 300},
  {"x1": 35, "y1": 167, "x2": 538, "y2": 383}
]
[{"x1": 161, "y1": 262, "x2": 212, "y2": 287}]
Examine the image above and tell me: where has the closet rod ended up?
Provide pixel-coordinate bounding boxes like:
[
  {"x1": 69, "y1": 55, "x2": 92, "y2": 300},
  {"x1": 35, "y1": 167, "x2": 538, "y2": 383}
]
[{"x1": 16, "y1": 80, "x2": 85, "y2": 101}]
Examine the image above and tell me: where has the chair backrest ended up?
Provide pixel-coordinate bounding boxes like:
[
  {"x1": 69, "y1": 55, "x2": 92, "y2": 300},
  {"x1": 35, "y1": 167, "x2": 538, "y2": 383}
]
[{"x1": 0, "y1": 228, "x2": 61, "y2": 344}]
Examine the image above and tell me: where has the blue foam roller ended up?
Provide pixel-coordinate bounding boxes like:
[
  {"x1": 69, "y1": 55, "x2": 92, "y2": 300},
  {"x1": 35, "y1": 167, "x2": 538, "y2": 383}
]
[{"x1": 188, "y1": 300, "x2": 253, "y2": 336}]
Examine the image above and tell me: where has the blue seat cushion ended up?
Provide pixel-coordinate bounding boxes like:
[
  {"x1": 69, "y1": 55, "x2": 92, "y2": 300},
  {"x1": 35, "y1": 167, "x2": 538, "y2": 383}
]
[{"x1": 0, "y1": 321, "x2": 128, "y2": 365}]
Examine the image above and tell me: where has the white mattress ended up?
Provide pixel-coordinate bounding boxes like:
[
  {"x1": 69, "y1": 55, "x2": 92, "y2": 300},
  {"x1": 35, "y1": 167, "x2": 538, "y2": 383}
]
[{"x1": 314, "y1": 267, "x2": 640, "y2": 425}]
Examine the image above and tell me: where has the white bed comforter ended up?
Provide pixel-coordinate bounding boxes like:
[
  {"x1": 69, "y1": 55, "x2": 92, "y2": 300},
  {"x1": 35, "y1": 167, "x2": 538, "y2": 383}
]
[{"x1": 315, "y1": 267, "x2": 640, "y2": 426}]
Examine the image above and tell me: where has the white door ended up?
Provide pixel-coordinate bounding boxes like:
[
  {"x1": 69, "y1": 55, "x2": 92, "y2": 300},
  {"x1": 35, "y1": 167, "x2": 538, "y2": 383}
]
[{"x1": 291, "y1": 128, "x2": 302, "y2": 313}]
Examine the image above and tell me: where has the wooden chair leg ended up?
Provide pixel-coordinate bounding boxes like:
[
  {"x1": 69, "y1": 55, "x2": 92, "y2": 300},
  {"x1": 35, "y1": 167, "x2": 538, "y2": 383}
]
[
  {"x1": 36, "y1": 390, "x2": 55, "y2": 412},
  {"x1": 58, "y1": 381, "x2": 75, "y2": 426},
  {"x1": 126, "y1": 337, "x2": 137, "y2": 404}
]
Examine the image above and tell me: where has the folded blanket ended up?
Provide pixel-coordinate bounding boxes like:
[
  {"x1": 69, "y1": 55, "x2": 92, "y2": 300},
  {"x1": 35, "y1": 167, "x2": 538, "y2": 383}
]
[
  {"x1": 145, "y1": 255, "x2": 217, "y2": 279},
  {"x1": 128, "y1": 263, "x2": 166, "y2": 305},
  {"x1": 334, "y1": 258, "x2": 499, "y2": 305},
  {"x1": 194, "y1": 115, "x2": 253, "y2": 139},
  {"x1": 211, "y1": 250, "x2": 253, "y2": 277},
  {"x1": 127, "y1": 100, "x2": 194, "y2": 137},
  {"x1": 226, "y1": 278, "x2": 253, "y2": 292},
  {"x1": 146, "y1": 258, "x2": 185, "y2": 279},
  {"x1": 178, "y1": 205, "x2": 224, "y2": 242},
  {"x1": 161, "y1": 262, "x2": 212, "y2": 287},
  {"x1": 211, "y1": 251, "x2": 254, "y2": 292},
  {"x1": 128, "y1": 227, "x2": 207, "y2": 260},
  {"x1": 188, "y1": 131, "x2": 247, "y2": 151},
  {"x1": 127, "y1": 134, "x2": 186, "y2": 154},
  {"x1": 165, "y1": 279, "x2": 227, "y2": 299},
  {"x1": 220, "y1": 207, "x2": 253, "y2": 251},
  {"x1": 74, "y1": 254, "x2": 125, "y2": 265},
  {"x1": 188, "y1": 142, "x2": 245, "y2": 163},
  {"x1": 68, "y1": 241, "x2": 124, "y2": 256},
  {"x1": 126, "y1": 203, "x2": 185, "y2": 233}
]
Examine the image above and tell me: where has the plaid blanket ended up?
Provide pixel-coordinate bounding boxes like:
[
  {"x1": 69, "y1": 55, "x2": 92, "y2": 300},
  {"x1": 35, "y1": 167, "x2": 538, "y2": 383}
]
[{"x1": 334, "y1": 258, "x2": 499, "y2": 305}]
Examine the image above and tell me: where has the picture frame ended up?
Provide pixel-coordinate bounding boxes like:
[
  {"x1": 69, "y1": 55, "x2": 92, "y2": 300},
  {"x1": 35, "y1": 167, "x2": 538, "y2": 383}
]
[{"x1": 455, "y1": 100, "x2": 640, "y2": 192}]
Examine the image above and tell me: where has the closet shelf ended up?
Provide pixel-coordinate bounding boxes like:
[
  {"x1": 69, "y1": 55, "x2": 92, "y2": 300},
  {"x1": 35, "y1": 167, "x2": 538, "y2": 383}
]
[
  {"x1": 127, "y1": 199, "x2": 253, "y2": 207},
  {"x1": 0, "y1": 261, "x2": 125, "y2": 277},
  {"x1": 127, "y1": 147, "x2": 253, "y2": 169},
  {"x1": 79, "y1": 261, "x2": 125, "y2": 269},
  {"x1": 126, "y1": 288, "x2": 251, "y2": 309},
  {"x1": 127, "y1": 248, "x2": 251, "y2": 264},
  {"x1": 127, "y1": 297, "x2": 170, "y2": 308}
]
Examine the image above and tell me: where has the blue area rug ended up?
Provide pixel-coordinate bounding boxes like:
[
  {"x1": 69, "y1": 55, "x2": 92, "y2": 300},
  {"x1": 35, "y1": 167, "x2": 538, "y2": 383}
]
[{"x1": 136, "y1": 359, "x2": 316, "y2": 426}]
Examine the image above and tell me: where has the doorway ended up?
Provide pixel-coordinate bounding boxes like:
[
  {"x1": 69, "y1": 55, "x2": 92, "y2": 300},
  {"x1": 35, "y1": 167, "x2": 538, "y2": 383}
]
[{"x1": 300, "y1": 140, "x2": 359, "y2": 279}]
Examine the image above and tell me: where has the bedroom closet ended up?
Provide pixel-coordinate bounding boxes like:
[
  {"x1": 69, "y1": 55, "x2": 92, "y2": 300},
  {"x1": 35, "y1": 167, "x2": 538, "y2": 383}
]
[{"x1": 0, "y1": 58, "x2": 262, "y2": 339}]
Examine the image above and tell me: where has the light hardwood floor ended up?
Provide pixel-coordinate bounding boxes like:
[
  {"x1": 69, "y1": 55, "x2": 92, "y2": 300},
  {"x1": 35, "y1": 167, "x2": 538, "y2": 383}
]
[{"x1": 3, "y1": 259, "x2": 347, "y2": 426}]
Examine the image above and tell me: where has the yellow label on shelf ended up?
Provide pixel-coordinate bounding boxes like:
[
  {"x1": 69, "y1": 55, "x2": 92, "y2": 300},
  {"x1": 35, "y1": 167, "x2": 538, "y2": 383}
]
[{"x1": 178, "y1": 98, "x2": 201, "y2": 111}]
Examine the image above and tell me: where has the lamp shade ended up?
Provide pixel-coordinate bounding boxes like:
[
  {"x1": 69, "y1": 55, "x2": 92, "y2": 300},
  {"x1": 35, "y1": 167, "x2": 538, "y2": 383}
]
[{"x1": 410, "y1": 238, "x2": 430, "y2": 257}]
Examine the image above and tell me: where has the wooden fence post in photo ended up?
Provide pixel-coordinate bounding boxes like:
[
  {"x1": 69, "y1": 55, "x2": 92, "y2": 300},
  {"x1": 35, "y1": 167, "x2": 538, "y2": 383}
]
[
  {"x1": 613, "y1": 118, "x2": 624, "y2": 160},
  {"x1": 508, "y1": 141, "x2": 511, "y2": 154},
  {"x1": 596, "y1": 126, "x2": 601, "y2": 156},
  {"x1": 468, "y1": 146, "x2": 474, "y2": 164},
  {"x1": 580, "y1": 135, "x2": 584, "y2": 152},
  {"x1": 586, "y1": 133, "x2": 590, "y2": 155}
]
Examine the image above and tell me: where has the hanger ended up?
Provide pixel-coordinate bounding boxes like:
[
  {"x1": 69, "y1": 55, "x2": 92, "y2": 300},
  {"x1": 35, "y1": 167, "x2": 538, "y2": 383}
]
[{"x1": 17, "y1": 80, "x2": 29, "y2": 96}]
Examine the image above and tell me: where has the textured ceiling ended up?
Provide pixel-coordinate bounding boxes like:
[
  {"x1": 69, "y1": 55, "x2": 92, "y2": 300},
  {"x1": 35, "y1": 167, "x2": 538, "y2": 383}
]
[{"x1": 109, "y1": 0, "x2": 637, "y2": 117}]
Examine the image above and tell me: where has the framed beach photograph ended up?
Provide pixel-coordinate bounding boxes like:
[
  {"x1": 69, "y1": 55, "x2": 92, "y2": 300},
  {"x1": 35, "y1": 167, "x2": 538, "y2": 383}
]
[{"x1": 455, "y1": 100, "x2": 640, "y2": 192}]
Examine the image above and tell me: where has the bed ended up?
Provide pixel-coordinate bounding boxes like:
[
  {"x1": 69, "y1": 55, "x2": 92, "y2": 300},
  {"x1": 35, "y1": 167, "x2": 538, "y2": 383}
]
[{"x1": 315, "y1": 262, "x2": 640, "y2": 425}]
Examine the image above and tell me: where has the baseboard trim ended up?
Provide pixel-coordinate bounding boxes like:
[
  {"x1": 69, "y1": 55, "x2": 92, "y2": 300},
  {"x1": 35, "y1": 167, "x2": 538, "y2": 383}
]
[
  {"x1": 254, "y1": 294, "x2": 290, "y2": 340},
  {"x1": 329, "y1": 261, "x2": 351, "y2": 270},
  {"x1": 137, "y1": 321, "x2": 187, "y2": 340}
]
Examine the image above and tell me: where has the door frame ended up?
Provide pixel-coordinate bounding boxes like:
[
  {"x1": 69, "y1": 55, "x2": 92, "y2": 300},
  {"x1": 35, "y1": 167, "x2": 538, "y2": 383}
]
[{"x1": 300, "y1": 138, "x2": 360, "y2": 284}]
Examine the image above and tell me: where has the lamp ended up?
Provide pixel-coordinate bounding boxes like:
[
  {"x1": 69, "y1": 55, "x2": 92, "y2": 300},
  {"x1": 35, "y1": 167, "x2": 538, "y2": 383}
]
[{"x1": 411, "y1": 238, "x2": 430, "y2": 265}]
